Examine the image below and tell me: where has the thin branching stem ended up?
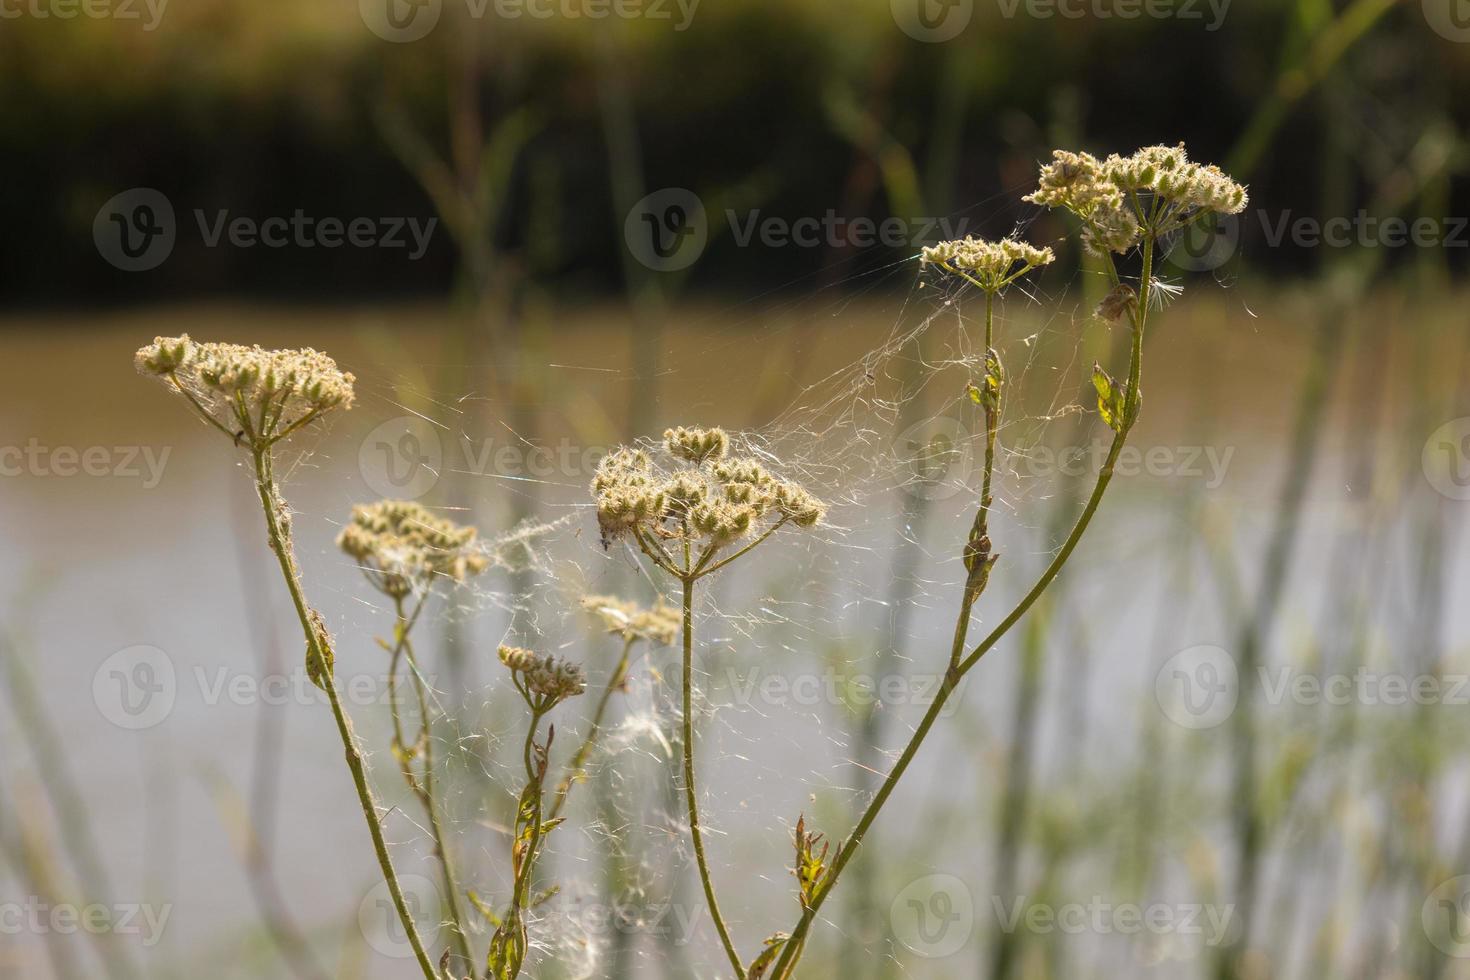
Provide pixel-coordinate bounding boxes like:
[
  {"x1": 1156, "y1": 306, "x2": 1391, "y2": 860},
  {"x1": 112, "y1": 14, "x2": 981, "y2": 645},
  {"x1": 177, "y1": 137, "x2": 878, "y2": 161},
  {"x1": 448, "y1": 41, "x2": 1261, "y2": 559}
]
[
  {"x1": 695, "y1": 517, "x2": 790, "y2": 579},
  {"x1": 548, "y1": 635, "x2": 637, "y2": 822},
  {"x1": 248, "y1": 445, "x2": 440, "y2": 980},
  {"x1": 393, "y1": 595, "x2": 474, "y2": 971},
  {"x1": 681, "y1": 575, "x2": 746, "y2": 978},
  {"x1": 769, "y1": 236, "x2": 1156, "y2": 980}
]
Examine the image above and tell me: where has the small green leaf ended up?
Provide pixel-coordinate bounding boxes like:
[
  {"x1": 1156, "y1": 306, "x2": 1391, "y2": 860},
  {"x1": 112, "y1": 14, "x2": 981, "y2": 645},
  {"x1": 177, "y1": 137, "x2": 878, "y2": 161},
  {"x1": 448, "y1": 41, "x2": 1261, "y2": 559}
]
[
  {"x1": 467, "y1": 890, "x2": 501, "y2": 928},
  {"x1": 746, "y1": 933, "x2": 790, "y2": 979}
]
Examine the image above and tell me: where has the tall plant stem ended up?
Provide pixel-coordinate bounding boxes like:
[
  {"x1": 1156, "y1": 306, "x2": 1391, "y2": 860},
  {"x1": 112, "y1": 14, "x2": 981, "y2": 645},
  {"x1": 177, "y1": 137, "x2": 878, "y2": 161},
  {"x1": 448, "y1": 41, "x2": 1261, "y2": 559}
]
[
  {"x1": 771, "y1": 241, "x2": 1153, "y2": 979},
  {"x1": 394, "y1": 600, "x2": 474, "y2": 972},
  {"x1": 681, "y1": 575, "x2": 745, "y2": 978},
  {"x1": 490, "y1": 710, "x2": 549, "y2": 979},
  {"x1": 249, "y1": 447, "x2": 439, "y2": 980}
]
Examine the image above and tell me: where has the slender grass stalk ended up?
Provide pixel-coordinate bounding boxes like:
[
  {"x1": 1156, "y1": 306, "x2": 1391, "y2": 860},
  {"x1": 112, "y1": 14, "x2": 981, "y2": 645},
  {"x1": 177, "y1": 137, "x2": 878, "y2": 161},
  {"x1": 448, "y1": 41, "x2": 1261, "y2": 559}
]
[
  {"x1": 0, "y1": 632, "x2": 141, "y2": 980},
  {"x1": 0, "y1": 770, "x2": 87, "y2": 980}
]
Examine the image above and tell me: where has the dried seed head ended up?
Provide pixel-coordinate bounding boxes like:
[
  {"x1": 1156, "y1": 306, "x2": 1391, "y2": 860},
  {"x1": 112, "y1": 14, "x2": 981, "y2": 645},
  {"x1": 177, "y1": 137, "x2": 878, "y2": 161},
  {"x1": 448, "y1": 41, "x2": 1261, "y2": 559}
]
[
  {"x1": 1024, "y1": 150, "x2": 1124, "y2": 217},
  {"x1": 593, "y1": 426, "x2": 824, "y2": 565},
  {"x1": 662, "y1": 470, "x2": 711, "y2": 515},
  {"x1": 664, "y1": 426, "x2": 730, "y2": 464},
  {"x1": 710, "y1": 458, "x2": 772, "y2": 487},
  {"x1": 337, "y1": 500, "x2": 486, "y2": 598},
  {"x1": 134, "y1": 335, "x2": 355, "y2": 447},
  {"x1": 1080, "y1": 201, "x2": 1143, "y2": 256},
  {"x1": 920, "y1": 235, "x2": 1054, "y2": 292},
  {"x1": 1103, "y1": 143, "x2": 1248, "y2": 220},
  {"x1": 690, "y1": 499, "x2": 757, "y2": 546},
  {"x1": 1027, "y1": 144, "x2": 1246, "y2": 255},
  {"x1": 1095, "y1": 284, "x2": 1139, "y2": 323},
  {"x1": 498, "y1": 645, "x2": 586, "y2": 705},
  {"x1": 581, "y1": 594, "x2": 680, "y2": 646},
  {"x1": 772, "y1": 480, "x2": 826, "y2": 527}
]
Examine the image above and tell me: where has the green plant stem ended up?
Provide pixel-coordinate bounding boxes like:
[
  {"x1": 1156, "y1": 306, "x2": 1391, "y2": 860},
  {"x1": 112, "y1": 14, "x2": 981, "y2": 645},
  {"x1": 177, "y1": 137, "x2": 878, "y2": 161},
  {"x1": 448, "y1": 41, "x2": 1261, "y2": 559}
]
[
  {"x1": 249, "y1": 446, "x2": 440, "y2": 980},
  {"x1": 681, "y1": 576, "x2": 746, "y2": 978},
  {"x1": 770, "y1": 241, "x2": 1153, "y2": 980},
  {"x1": 489, "y1": 707, "x2": 551, "y2": 979},
  {"x1": 549, "y1": 635, "x2": 636, "y2": 822},
  {"x1": 394, "y1": 598, "x2": 474, "y2": 972}
]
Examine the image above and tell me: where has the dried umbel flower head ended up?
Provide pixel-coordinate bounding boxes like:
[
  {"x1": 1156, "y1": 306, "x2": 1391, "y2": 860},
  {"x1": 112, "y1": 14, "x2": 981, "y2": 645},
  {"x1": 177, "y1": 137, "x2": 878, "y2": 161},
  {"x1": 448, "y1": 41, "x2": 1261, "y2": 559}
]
[
  {"x1": 581, "y1": 594, "x2": 680, "y2": 646},
  {"x1": 921, "y1": 236, "x2": 1054, "y2": 293},
  {"x1": 498, "y1": 645, "x2": 586, "y2": 708},
  {"x1": 135, "y1": 334, "x2": 355, "y2": 449},
  {"x1": 591, "y1": 427, "x2": 825, "y2": 573},
  {"x1": 664, "y1": 426, "x2": 729, "y2": 464},
  {"x1": 337, "y1": 500, "x2": 487, "y2": 599},
  {"x1": 1102, "y1": 143, "x2": 1248, "y2": 226},
  {"x1": 1025, "y1": 143, "x2": 1247, "y2": 254}
]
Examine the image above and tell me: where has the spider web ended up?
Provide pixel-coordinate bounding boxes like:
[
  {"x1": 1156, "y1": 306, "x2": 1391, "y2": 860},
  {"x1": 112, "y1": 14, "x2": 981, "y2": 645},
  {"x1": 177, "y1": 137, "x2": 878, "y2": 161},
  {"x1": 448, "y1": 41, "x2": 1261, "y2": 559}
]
[{"x1": 300, "y1": 201, "x2": 1178, "y2": 980}]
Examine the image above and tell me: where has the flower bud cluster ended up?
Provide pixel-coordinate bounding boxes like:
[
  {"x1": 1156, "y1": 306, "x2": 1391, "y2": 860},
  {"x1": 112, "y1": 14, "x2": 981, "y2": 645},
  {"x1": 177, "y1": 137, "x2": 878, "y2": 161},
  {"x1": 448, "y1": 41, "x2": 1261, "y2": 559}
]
[
  {"x1": 920, "y1": 236, "x2": 1054, "y2": 292},
  {"x1": 1025, "y1": 143, "x2": 1247, "y2": 255},
  {"x1": 592, "y1": 427, "x2": 824, "y2": 554},
  {"x1": 581, "y1": 594, "x2": 681, "y2": 646},
  {"x1": 498, "y1": 645, "x2": 586, "y2": 706},
  {"x1": 337, "y1": 499, "x2": 487, "y2": 598},
  {"x1": 135, "y1": 334, "x2": 355, "y2": 445}
]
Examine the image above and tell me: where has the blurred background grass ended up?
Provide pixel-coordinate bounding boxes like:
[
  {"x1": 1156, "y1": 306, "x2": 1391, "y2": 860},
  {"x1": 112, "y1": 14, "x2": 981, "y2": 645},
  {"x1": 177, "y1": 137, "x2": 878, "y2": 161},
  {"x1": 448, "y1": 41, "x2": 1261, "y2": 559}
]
[{"x1": 3, "y1": 1, "x2": 1470, "y2": 979}]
